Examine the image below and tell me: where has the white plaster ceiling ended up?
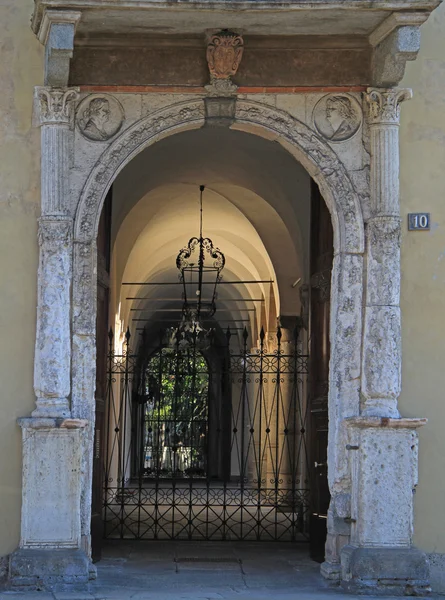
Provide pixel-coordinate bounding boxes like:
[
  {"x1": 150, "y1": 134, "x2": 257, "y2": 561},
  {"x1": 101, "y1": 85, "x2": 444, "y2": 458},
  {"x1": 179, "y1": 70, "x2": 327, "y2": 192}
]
[{"x1": 111, "y1": 128, "x2": 311, "y2": 344}]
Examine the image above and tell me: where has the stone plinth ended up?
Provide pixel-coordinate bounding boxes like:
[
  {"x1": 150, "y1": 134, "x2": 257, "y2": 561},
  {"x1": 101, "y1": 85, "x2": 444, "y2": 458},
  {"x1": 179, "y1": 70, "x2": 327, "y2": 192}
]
[
  {"x1": 10, "y1": 418, "x2": 90, "y2": 589},
  {"x1": 341, "y1": 417, "x2": 429, "y2": 595}
]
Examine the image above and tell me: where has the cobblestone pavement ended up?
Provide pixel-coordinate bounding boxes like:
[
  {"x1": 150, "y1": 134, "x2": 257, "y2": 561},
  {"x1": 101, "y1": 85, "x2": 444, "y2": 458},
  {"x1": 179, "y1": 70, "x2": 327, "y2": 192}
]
[{"x1": 0, "y1": 542, "x2": 440, "y2": 600}]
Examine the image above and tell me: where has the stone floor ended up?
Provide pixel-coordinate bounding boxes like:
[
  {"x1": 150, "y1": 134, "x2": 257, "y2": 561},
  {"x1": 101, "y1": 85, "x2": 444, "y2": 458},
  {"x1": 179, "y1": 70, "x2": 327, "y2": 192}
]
[{"x1": 0, "y1": 541, "x2": 441, "y2": 600}]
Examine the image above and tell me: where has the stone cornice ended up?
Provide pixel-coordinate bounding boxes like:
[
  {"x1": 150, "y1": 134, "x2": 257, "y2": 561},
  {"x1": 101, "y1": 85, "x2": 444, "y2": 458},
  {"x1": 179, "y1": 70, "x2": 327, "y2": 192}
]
[
  {"x1": 369, "y1": 12, "x2": 430, "y2": 47},
  {"x1": 32, "y1": 0, "x2": 442, "y2": 36},
  {"x1": 37, "y1": 8, "x2": 81, "y2": 44}
]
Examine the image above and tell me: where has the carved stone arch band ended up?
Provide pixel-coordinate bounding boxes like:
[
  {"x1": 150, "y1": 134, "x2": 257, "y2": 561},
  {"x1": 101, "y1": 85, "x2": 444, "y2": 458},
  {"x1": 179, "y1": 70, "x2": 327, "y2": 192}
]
[
  {"x1": 71, "y1": 98, "x2": 365, "y2": 544},
  {"x1": 74, "y1": 99, "x2": 364, "y2": 253}
]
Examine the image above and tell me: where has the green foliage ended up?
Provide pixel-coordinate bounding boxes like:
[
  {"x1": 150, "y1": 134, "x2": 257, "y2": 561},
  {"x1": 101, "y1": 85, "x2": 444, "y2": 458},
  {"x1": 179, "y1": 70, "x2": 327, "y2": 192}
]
[
  {"x1": 143, "y1": 347, "x2": 209, "y2": 477},
  {"x1": 145, "y1": 347, "x2": 208, "y2": 423}
]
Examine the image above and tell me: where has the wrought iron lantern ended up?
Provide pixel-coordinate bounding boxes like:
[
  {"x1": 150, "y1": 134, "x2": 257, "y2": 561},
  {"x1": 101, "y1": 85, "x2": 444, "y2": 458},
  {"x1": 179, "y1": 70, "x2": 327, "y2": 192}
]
[{"x1": 170, "y1": 185, "x2": 225, "y2": 348}]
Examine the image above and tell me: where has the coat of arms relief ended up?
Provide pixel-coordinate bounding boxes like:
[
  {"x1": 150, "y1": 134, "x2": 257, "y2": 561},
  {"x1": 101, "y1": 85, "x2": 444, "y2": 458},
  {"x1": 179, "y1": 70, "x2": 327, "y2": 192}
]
[{"x1": 205, "y1": 30, "x2": 244, "y2": 96}]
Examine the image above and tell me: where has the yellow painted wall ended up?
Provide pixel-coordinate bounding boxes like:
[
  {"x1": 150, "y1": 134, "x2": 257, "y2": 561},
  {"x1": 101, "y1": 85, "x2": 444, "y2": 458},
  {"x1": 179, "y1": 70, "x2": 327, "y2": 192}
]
[
  {"x1": 0, "y1": 0, "x2": 444, "y2": 563},
  {"x1": 0, "y1": 0, "x2": 42, "y2": 555},
  {"x1": 400, "y1": 0, "x2": 445, "y2": 554}
]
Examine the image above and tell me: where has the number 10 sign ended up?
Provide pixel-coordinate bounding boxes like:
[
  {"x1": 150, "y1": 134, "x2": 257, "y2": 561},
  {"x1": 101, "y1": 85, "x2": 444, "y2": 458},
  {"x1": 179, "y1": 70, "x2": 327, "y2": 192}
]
[{"x1": 408, "y1": 213, "x2": 430, "y2": 231}]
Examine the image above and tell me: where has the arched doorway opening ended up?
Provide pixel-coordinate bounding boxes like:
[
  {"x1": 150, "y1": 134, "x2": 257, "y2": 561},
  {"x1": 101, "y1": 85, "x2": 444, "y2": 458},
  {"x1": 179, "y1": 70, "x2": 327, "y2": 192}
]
[{"x1": 90, "y1": 127, "x2": 334, "y2": 559}]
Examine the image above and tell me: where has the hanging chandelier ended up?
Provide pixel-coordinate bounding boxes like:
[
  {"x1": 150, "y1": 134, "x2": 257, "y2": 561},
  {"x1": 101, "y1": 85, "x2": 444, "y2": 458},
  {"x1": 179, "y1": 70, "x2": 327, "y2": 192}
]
[{"x1": 169, "y1": 185, "x2": 225, "y2": 348}]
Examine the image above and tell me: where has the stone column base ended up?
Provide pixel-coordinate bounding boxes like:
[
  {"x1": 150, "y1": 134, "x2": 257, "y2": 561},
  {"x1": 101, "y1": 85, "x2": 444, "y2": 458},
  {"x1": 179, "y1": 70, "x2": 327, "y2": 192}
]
[
  {"x1": 320, "y1": 560, "x2": 342, "y2": 580},
  {"x1": 340, "y1": 545, "x2": 431, "y2": 596},
  {"x1": 9, "y1": 548, "x2": 91, "y2": 590}
]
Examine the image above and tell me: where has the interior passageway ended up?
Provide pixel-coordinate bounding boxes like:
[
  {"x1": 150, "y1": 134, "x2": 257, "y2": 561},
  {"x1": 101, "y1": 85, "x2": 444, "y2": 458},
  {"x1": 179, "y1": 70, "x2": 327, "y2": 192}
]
[{"x1": 93, "y1": 126, "x2": 330, "y2": 558}]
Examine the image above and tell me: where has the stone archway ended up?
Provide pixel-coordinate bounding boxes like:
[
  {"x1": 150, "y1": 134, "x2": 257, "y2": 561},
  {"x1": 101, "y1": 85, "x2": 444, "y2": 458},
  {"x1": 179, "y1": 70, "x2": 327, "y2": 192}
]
[
  {"x1": 71, "y1": 97, "x2": 365, "y2": 572},
  {"x1": 13, "y1": 90, "x2": 428, "y2": 594}
]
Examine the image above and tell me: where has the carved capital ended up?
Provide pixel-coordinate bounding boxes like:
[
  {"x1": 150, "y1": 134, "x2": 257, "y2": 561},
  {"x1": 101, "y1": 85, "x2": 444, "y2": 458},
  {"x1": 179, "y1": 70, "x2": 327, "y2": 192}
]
[
  {"x1": 38, "y1": 217, "x2": 73, "y2": 251},
  {"x1": 365, "y1": 88, "x2": 412, "y2": 126},
  {"x1": 36, "y1": 86, "x2": 79, "y2": 126}
]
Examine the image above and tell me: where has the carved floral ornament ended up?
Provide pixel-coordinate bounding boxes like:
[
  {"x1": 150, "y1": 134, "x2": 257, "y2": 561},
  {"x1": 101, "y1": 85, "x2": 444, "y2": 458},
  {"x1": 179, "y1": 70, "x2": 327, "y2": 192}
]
[
  {"x1": 38, "y1": 217, "x2": 73, "y2": 250},
  {"x1": 37, "y1": 87, "x2": 79, "y2": 125},
  {"x1": 365, "y1": 88, "x2": 412, "y2": 125},
  {"x1": 206, "y1": 30, "x2": 244, "y2": 80}
]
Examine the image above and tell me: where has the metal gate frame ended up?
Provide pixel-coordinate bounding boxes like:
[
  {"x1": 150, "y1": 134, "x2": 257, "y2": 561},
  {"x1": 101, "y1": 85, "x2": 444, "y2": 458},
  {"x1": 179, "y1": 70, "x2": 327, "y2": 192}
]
[{"x1": 103, "y1": 325, "x2": 310, "y2": 541}]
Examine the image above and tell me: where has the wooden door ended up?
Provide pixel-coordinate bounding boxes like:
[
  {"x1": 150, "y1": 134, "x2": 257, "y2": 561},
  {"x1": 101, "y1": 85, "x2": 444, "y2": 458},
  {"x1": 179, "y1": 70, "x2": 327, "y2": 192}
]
[
  {"x1": 309, "y1": 180, "x2": 333, "y2": 562},
  {"x1": 91, "y1": 189, "x2": 112, "y2": 562}
]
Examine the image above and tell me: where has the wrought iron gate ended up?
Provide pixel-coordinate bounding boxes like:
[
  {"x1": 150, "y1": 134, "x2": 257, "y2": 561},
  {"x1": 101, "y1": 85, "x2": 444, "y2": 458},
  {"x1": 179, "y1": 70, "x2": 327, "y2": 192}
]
[{"x1": 103, "y1": 325, "x2": 310, "y2": 541}]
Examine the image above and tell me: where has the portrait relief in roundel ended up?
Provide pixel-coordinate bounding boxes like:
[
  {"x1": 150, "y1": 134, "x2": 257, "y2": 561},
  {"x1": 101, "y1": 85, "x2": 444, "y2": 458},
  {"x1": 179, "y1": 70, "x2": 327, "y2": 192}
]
[
  {"x1": 313, "y1": 94, "x2": 362, "y2": 143},
  {"x1": 76, "y1": 94, "x2": 124, "y2": 142}
]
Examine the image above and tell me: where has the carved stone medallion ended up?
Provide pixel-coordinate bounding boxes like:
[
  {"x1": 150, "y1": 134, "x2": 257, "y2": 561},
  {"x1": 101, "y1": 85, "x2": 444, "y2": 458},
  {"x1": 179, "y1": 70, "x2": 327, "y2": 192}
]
[
  {"x1": 313, "y1": 94, "x2": 362, "y2": 143},
  {"x1": 206, "y1": 30, "x2": 244, "y2": 80},
  {"x1": 76, "y1": 93, "x2": 124, "y2": 142}
]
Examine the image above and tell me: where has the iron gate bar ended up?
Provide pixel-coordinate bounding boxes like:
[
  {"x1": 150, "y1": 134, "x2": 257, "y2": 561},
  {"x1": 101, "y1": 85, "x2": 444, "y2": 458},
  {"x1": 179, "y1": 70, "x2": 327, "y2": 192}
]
[
  {"x1": 136, "y1": 319, "x2": 250, "y2": 323},
  {"x1": 130, "y1": 307, "x2": 256, "y2": 317},
  {"x1": 122, "y1": 280, "x2": 274, "y2": 285},
  {"x1": 103, "y1": 325, "x2": 310, "y2": 542},
  {"x1": 137, "y1": 328, "x2": 247, "y2": 332},
  {"x1": 126, "y1": 297, "x2": 265, "y2": 302}
]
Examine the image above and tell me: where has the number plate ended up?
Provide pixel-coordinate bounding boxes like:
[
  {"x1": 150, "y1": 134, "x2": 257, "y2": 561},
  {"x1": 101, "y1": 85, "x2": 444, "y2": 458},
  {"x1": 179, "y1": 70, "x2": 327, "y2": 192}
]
[{"x1": 408, "y1": 213, "x2": 430, "y2": 231}]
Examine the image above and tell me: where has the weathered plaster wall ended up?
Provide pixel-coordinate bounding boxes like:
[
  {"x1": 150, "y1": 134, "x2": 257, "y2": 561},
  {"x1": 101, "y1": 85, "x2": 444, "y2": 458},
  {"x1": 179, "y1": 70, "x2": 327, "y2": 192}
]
[
  {"x1": 399, "y1": 0, "x2": 445, "y2": 560},
  {"x1": 0, "y1": 0, "x2": 42, "y2": 556}
]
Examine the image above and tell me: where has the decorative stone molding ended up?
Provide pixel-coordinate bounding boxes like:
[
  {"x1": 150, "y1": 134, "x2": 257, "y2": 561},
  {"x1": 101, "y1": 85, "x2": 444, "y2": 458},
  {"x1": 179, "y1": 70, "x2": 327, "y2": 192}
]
[
  {"x1": 75, "y1": 100, "x2": 206, "y2": 242},
  {"x1": 71, "y1": 333, "x2": 96, "y2": 551},
  {"x1": 72, "y1": 100, "x2": 365, "y2": 573},
  {"x1": 204, "y1": 78, "x2": 238, "y2": 98},
  {"x1": 234, "y1": 100, "x2": 364, "y2": 254},
  {"x1": 361, "y1": 306, "x2": 401, "y2": 418},
  {"x1": 36, "y1": 86, "x2": 79, "y2": 126},
  {"x1": 366, "y1": 216, "x2": 401, "y2": 307},
  {"x1": 321, "y1": 251, "x2": 363, "y2": 578},
  {"x1": 38, "y1": 215, "x2": 72, "y2": 249},
  {"x1": 72, "y1": 241, "x2": 97, "y2": 336},
  {"x1": 33, "y1": 217, "x2": 73, "y2": 419}
]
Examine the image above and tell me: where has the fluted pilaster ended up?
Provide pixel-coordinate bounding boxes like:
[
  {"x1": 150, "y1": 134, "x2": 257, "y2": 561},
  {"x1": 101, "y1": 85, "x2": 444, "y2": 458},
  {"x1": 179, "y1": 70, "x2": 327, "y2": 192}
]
[
  {"x1": 37, "y1": 87, "x2": 79, "y2": 215},
  {"x1": 361, "y1": 88, "x2": 411, "y2": 418},
  {"x1": 33, "y1": 87, "x2": 79, "y2": 417}
]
